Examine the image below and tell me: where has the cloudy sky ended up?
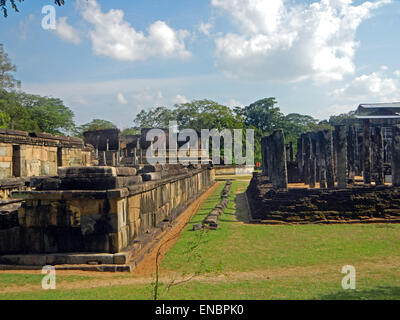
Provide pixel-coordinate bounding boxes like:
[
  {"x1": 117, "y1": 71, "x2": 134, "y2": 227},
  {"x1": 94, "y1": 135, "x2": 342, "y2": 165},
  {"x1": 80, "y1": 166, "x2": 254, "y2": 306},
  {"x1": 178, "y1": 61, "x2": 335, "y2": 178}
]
[{"x1": 1, "y1": 0, "x2": 399, "y2": 128}]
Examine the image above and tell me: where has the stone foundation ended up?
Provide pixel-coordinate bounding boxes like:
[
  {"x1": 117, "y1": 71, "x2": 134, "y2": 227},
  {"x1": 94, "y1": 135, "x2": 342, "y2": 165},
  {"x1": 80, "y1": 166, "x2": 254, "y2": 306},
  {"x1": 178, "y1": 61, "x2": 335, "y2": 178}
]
[
  {"x1": 214, "y1": 165, "x2": 254, "y2": 176},
  {"x1": 247, "y1": 174, "x2": 400, "y2": 224}
]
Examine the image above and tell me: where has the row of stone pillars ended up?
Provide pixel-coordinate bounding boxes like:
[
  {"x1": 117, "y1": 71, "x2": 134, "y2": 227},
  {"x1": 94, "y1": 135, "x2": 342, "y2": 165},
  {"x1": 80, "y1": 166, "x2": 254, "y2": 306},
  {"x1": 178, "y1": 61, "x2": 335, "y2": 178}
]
[
  {"x1": 261, "y1": 124, "x2": 400, "y2": 189},
  {"x1": 261, "y1": 130, "x2": 288, "y2": 189}
]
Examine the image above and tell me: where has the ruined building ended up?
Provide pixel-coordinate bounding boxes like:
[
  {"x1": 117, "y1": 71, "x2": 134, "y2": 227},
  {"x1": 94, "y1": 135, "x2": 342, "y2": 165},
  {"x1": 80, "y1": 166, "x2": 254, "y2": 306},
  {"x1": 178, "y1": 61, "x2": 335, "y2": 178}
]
[
  {"x1": 83, "y1": 128, "x2": 210, "y2": 166},
  {"x1": 0, "y1": 129, "x2": 93, "y2": 200},
  {"x1": 0, "y1": 127, "x2": 216, "y2": 271},
  {"x1": 248, "y1": 118, "x2": 400, "y2": 225}
]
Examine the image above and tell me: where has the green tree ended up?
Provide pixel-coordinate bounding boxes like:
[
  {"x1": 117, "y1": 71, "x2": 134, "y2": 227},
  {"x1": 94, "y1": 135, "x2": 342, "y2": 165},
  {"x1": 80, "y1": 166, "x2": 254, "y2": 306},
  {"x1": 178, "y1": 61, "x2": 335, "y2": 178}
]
[
  {"x1": 19, "y1": 92, "x2": 75, "y2": 135},
  {"x1": 282, "y1": 113, "x2": 317, "y2": 145},
  {"x1": 121, "y1": 127, "x2": 139, "y2": 136},
  {"x1": 174, "y1": 99, "x2": 243, "y2": 131},
  {"x1": 235, "y1": 97, "x2": 284, "y2": 134},
  {"x1": 0, "y1": 43, "x2": 20, "y2": 90},
  {"x1": 0, "y1": 90, "x2": 76, "y2": 134},
  {"x1": 133, "y1": 106, "x2": 175, "y2": 129},
  {"x1": 77, "y1": 119, "x2": 117, "y2": 134},
  {"x1": 0, "y1": 111, "x2": 10, "y2": 128},
  {"x1": 329, "y1": 111, "x2": 357, "y2": 126}
]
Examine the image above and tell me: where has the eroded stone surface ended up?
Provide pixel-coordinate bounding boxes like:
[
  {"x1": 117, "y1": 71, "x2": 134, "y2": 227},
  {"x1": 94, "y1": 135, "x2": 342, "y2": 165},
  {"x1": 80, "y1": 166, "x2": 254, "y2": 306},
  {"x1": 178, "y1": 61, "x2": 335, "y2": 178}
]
[{"x1": 247, "y1": 174, "x2": 400, "y2": 224}]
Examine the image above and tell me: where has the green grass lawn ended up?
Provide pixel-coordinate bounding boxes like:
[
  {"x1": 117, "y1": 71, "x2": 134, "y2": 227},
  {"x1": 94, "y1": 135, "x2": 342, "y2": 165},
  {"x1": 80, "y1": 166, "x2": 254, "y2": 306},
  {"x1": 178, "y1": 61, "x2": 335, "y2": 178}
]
[{"x1": 1, "y1": 177, "x2": 399, "y2": 300}]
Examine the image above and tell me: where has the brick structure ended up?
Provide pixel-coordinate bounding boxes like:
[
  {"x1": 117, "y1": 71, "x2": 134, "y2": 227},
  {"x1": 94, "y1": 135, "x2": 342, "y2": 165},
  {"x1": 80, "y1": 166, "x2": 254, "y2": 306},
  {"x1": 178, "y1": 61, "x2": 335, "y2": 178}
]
[{"x1": 0, "y1": 129, "x2": 93, "y2": 180}]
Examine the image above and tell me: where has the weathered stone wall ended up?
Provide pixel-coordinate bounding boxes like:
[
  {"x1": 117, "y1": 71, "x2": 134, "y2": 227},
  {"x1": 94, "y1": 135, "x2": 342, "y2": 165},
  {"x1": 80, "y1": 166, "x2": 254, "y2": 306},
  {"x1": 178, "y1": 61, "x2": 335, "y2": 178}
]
[
  {"x1": 0, "y1": 143, "x2": 13, "y2": 179},
  {"x1": 0, "y1": 130, "x2": 94, "y2": 180},
  {"x1": 0, "y1": 178, "x2": 30, "y2": 201},
  {"x1": 20, "y1": 145, "x2": 58, "y2": 177},
  {"x1": 0, "y1": 166, "x2": 215, "y2": 254},
  {"x1": 247, "y1": 174, "x2": 400, "y2": 224},
  {"x1": 214, "y1": 165, "x2": 254, "y2": 176}
]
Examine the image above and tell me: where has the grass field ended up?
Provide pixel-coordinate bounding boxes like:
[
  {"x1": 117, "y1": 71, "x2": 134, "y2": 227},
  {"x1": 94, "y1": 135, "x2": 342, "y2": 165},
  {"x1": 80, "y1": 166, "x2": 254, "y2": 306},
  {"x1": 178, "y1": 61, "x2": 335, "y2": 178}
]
[{"x1": 0, "y1": 177, "x2": 399, "y2": 300}]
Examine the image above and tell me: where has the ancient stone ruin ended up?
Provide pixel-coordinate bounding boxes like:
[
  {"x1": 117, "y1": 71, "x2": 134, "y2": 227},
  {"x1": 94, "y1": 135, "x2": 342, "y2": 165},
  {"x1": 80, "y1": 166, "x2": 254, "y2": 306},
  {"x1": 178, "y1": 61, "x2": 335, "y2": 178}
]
[
  {"x1": 248, "y1": 122, "x2": 400, "y2": 224},
  {"x1": 0, "y1": 126, "x2": 221, "y2": 271},
  {"x1": 0, "y1": 164, "x2": 215, "y2": 271},
  {"x1": 202, "y1": 181, "x2": 232, "y2": 230}
]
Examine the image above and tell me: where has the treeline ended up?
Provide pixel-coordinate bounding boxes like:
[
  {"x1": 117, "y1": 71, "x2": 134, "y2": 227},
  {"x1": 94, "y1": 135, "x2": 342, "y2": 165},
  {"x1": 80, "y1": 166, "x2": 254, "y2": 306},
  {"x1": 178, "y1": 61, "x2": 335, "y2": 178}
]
[{"x1": 130, "y1": 98, "x2": 340, "y2": 163}]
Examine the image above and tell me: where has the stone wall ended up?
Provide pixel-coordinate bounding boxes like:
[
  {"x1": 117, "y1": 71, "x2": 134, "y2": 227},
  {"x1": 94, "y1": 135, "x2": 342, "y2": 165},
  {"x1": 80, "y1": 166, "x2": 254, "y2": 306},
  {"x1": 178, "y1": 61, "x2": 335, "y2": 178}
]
[
  {"x1": 0, "y1": 143, "x2": 13, "y2": 179},
  {"x1": 0, "y1": 166, "x2": 215, "y2": 255},
  {"x1": 0, "y1": 178, "x2": 30, "y2": 201},
  {"x1": 214, "y1": 165, "x2": 254, "y2": 176},
  {"x1": 20, "y1": 145, "x2": 58, "y2": 177},
  {"x1": 247, "y1": 174, "x2": 400, "y2": 224},
  {"x1": 0, "y1": 129, "x2": 93, "y2": 180}
]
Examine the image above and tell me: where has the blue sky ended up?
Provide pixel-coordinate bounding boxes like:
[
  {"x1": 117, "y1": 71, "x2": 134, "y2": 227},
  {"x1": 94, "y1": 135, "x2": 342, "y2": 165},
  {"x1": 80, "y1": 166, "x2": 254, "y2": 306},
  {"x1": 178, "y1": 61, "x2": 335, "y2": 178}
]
[{"x1": 1, "y1": 0, "x2": 400, "y2": 129}]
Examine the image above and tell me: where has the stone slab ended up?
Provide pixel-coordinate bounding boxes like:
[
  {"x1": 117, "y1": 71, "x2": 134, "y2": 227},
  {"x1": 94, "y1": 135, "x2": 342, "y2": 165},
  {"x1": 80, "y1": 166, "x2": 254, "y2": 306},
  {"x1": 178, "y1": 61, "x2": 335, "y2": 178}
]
[
  {"x1": 116, "y1": 167, "x2": 137, "y2": 176},
  {"x1": 58, "y1": 166, "x2": 117, "y2": 178},
  {"x1": 141, "y1": 172, "x2": 162, "y2": 181}
]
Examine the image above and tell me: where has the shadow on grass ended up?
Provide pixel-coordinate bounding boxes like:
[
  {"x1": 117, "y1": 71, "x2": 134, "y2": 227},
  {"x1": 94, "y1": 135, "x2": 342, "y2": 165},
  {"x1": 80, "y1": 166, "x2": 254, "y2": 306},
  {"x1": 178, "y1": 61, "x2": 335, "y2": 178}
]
[
  {"x1": 235, "y1": 193, "x2": 250, "y2": 223},
  {"x1": 318, "y1": 286, "x2": 400, "y2": 300}
]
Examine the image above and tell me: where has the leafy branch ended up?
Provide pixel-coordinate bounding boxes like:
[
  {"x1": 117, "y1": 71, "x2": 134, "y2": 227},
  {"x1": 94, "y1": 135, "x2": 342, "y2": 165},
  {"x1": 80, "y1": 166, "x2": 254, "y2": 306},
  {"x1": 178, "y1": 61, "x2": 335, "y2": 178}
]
[{"x1": 1, "y1": 0, "x2": 65, "y2": 17}]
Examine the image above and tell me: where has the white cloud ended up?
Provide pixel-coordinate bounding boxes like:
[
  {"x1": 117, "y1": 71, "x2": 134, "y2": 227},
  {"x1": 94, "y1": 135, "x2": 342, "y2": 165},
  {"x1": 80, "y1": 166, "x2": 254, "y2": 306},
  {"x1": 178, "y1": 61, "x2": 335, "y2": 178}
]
[
  {"x1": 331, "y1": 67, "x2": 399, "y2": 100},
  {"x1": 199, "y1": 22, "x2": 213, "y2": 36},
  {"x1": 77, "y1": 0, "x2": 191, "y2": 61},
  {"x1": 226, "y1": 99, "x2": 243, "y2": 108},
  {"x1": 133, "y1": 90, "x2": 165, "y2": 105},
  {"x1": 394, "y1": 70, "x2": 400, "y2": 77},
  {"x1": 53, "y1": 16, "x2": 81, "y2": 45},
  {"x1": 172, "y1": 94, "x2": 189, "y2": 104},
  {"x1": 117, "y1": 92, "x2": 128, "y2": 105},
  {"x1": 316, "y1": 66, "x2": 400, "y2": 119},
  {"x1": 211, "y1": 0, "x2": 391, "y2": 83}
]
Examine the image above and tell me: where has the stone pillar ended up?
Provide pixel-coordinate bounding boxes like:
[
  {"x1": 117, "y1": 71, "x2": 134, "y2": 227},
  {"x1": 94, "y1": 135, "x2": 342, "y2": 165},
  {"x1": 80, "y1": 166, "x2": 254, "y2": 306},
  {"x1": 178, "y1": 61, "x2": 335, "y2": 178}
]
[
  {"x1": 303, "y1": 133, "x2": 311, "y2": 185},
  {"x1": 289, "y1": 142, "x2": 294, "y2": 163},
  {"x1": 297, "y1": 137, "x2": 304, "y2": 179},
  {"x1": 323, "y1": 130, "x2": 335, "y2": 188},
  {"x1": 267, "y1": 136, "x2": 273, "y2": 181},
  {"x1": 261, "y1": 136, "x2": 268, "y2": 176},
  {"x1": 373, "y1": 127, "x2": 385, "y2": 186},
  {"x1": 347, "y1": 126, "x2": 356, "y2": 184},
  {"x1": 392, "y1": 125, "x2": 400, "y2": 186},
  {"x1": 333, "y1": 132, "x2": 337, "y2": 182},
  {"x1": 310, "y1": 158, "x2": 316, "y2": 188},
  {"x1": 268, "y1": 130, "x2": 288, "y2": 189},
  {"x1": 317, "y1": 131, "x2": 326, "y2": 188},
  {"x1": 335, "y1": 125, "x2": 347, "y2": 188},
  {"x1": 133, "y1": 147, "x2": 137, "y2": 165},
  {"x1": 356, "y1": 132, "x2": 363, "y2": 176},
  {"x1": 362, "y1": 120, "x2": 372, "y2": 185}
]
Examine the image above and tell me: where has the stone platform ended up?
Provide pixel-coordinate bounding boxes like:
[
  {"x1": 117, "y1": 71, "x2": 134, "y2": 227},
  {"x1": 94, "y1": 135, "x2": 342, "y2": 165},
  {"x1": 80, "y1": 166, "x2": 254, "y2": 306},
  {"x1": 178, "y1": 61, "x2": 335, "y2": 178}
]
[
  {"x1": 247, "y1": 174, "x2": 400, "y2": 224},
  {"x1": 0, "y1": 165, "x2": 215, "y2": 271}
]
